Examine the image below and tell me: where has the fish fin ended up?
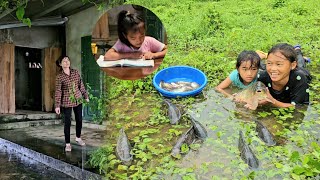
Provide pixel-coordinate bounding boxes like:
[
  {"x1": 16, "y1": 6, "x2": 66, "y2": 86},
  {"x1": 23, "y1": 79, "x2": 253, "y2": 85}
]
[{"x1": 244, "y1": 103, "x2": 257, "y2": 110}]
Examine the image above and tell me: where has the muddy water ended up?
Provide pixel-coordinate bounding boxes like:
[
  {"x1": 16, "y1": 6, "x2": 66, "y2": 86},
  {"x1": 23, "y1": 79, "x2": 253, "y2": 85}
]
[
  {"x1": 104, "y1": 84, "x2": 319, "y2": 179},
  {"x1": 0, "y1": 146, "x2": 74, "y2": 180},
  {"x1": 175, "y1": 89, "x2": 319, "y2": 179}
]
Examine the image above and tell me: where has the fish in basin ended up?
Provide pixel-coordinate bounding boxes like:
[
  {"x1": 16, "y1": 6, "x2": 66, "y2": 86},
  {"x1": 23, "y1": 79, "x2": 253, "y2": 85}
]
[
  {"x1": 159, "y1": 80, "x2": 200, "y2": 93},
  {"x1": 116, "y1": 128, "x2": 133, "y2": 166},
  {"x1": 255, "y1": 120, "x2": 276, "y2": 146},
  {"x1": 238, "y1": 130, "x2": 259, "y2": 169},
  {"x1": 163, "y1": 99, "x2": 181, "y2": 125},
  {"x1": 234, "y1": 81, "x2": 272, "y2": 110}
]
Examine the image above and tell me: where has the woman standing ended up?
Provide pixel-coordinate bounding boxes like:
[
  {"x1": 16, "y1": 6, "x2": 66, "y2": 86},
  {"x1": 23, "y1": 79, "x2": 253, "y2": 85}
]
[{"x1": 55, "y1": 56, "x2": 89, "y2": 152}]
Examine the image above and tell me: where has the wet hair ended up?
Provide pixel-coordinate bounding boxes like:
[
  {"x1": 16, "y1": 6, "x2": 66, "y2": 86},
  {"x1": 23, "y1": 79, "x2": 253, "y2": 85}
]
[
  {"x1": 267, "y1": 43, "x2": 297, "y2": 62},
  {"x1": 117, "y1": 10, "x2": 145, "y2": 47},
  {"x1": 236, "y1": 50, "x2": 261, "y2": 69}
]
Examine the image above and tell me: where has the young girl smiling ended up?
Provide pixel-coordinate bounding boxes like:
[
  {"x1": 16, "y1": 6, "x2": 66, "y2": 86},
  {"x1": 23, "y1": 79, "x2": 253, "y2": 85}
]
[{"x1": 258, "y1": 43, "x2": 309, "y2": 107}]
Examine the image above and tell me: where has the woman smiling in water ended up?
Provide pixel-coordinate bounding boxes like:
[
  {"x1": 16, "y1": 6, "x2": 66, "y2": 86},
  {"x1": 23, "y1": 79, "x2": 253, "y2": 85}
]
[{"x1": 258, "y1": 43, "x2": 310, "y2": 108}]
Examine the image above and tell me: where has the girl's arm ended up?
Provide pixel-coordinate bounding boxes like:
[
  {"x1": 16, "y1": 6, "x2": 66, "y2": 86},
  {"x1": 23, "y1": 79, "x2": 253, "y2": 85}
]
[
  {"x1": 271, "y1": 99, "x2": 294, "y2": 108},
  {"x1": 104, "y1": 48, "x2": 143, "y2": 60},
  {"x1": 215, "y1": 77, "x2": 233, "y2": 98},
  {"x1": 54, "y1": 75, "x2": 62, "y2": 114},
  {"x1": 259, "y1": 87, "x2": 294, "y2": 108}
]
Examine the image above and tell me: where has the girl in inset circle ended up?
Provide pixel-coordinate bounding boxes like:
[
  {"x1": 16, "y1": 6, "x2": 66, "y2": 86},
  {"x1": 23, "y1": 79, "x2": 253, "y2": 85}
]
[{"x1": 104, "y1": 10, "x2": 167, "y2": 60}]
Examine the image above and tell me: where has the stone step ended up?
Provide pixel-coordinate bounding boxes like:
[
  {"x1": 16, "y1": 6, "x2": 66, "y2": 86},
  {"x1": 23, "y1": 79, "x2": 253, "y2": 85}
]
[
  {"x1": 0, "y1": 112, "x2": 59, "y2": 123},
  {"x1": 0, "y1": 138, "x2": 102, "y2": 180},
  {"x1": 0, "y1": 119, "x2": 62, "y2": 130}
]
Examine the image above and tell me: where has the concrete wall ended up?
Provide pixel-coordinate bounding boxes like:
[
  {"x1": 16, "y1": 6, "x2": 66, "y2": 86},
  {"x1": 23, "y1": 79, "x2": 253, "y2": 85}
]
[
  {"x1": 65, "y1": 7, "x2": 105, "y2": 72},
  {"x1": 0, "y1": 27, "x2": 63, "y2": 49}
]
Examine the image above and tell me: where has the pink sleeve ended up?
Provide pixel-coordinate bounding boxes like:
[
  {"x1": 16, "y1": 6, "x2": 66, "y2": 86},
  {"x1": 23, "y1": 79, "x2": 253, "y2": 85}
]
[
  {"x1": 112, "y1": 39, "x2": 123, "y2": 52},
  {"x1": 148, "y1": 37, "x2": 165, "y2": 52}
]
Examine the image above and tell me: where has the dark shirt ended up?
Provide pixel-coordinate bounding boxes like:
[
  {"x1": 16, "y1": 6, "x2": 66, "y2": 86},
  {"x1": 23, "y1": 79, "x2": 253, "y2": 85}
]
[
  {"x1": 258, "y1": 69, "x2": 309, "y2": 105},
  {"x1": 55, "y1": 69, "x2": 88, "y2": 108}
]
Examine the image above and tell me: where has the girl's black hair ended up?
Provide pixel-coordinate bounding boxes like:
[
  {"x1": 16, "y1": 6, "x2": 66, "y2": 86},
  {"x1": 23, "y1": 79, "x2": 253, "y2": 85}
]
[
  {"x1": 117, "y1": 10, "x2": 145, "y2": 47},
  {"x1": 236, "y1": 50, "x2": 261, "y2": 69},
  {"x1": 267, "y1": 43, "x2": 297, "y2": 62}
]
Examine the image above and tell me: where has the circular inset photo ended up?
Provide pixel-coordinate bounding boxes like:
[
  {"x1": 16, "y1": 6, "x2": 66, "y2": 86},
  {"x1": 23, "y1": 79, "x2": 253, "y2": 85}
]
[{"x1": 91, "y1": 4, "x2": 167, "y2": 80}]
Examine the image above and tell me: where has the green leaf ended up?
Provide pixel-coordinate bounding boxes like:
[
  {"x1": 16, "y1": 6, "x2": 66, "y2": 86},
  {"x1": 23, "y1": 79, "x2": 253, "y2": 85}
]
[
  {"x1": 302, "y1": 156, "x2": 310, "y2": 165},
  {"x1": 290, "y1": 151, "x2": 300, "y2": 163},
  {"x1": 275, "y1": 162, "x2": 283, "y2": 168},
  {"x1": 107, "y1": 154, "x2": 116, "y2": 160},
  {"x1": 22, "y1": 18, "x2": 31, "y2": 27},
  {"x1": 210, "y1": 125, "x2": 218, "y2": 131},
  {"x1": 293, "y1": 166, "x2": 305, "y2": 175},
  {"x1": 117, "y1": 164, "x2": 128, "y2": 171},
  {"x1": 291, "y1": 173, "x2": 300, "y2": 180},
  {"x1": 181, "y1": 143, "x2": 189, "y2": 154},
  {"x1": 182, "y1": 174, "x2": 196, "y2": 180},
  {"x1": 143, "y1": 138, "x2": 153, "y2": 143},
  {"x1": 271, "y1": 109, "x2": 280, "y2": 116},
  {"x1": 16, "y1": 6, "x2": 25, "y2": 20},
  {"x1": 248, "y1": 171, "x2": 255, "y2": 179},
  {"x1": 216, "y1": 131, "x2": 222, "y2": 138},
  {"x1": 305, "y1": 170, "x2": 314, "y2": 176},
  {"x1": 129, "y1": 165, "x2": 135, "y2": 170},
  {"x1": 189, "y1": 143, "x2": 201, "y2": 150}
]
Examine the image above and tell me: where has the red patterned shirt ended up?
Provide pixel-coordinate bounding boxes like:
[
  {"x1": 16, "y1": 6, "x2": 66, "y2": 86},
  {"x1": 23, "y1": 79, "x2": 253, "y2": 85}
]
[{"x1": 55, "y1": 69, "x2": 88, "y2": 108}]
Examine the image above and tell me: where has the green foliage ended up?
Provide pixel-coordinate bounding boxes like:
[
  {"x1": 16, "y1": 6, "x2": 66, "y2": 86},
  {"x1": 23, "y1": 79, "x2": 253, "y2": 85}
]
[
  {"x1": 1, "y1": 0, "x2": 31, "y2": 27},
  {"x1": 88, "y1": 144, "x2": 118, "y2": 174},
  {"x1": 286, "y1": 142, "x2": 320, "y2": 179},
  {"x1": 91, "y1": 0, "x2": 320, "y2": 179},
  {"x1": 85, "y1": 83, "x2": 109, "y2": 124}
]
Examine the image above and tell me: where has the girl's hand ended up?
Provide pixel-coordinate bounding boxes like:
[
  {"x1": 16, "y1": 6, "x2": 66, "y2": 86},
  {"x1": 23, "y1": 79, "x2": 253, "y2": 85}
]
[
  {"x1": 128, "y1": 52, "x2": 143, "y2": 59},
  {"x1": 55, "y1": 107, "x2": 60, "y2": 115},
  {"x1": 258, "y1": 87, "x2": 275, "y2": 105},
  {"x1": 142, "y1": 52, "x2": 154, "y2": 60},
  {"x1": 85, "y1": 99, "x2": 89, "y2": 103},
  {"x1": 232, "y1": 93, "x2": 241, "y2": 102},
  {"x1": 244, "y1": 103, "x2": 256, "y2": 110}
]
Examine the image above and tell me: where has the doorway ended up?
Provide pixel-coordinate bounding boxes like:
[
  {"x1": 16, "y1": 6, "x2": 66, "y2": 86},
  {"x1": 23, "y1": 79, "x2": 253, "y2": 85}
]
[{"x1": 15, "y1": 46, "x2": 42, "y2": 111}]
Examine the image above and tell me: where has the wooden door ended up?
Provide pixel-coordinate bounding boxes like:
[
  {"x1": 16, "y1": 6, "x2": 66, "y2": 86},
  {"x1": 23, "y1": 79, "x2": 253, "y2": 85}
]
[
  {"x1": 0, "y1": 43, "x2": 15, "y2": 114},
  {"x1": 43, "y1": 48, "x2": 62, "y2": 112}
]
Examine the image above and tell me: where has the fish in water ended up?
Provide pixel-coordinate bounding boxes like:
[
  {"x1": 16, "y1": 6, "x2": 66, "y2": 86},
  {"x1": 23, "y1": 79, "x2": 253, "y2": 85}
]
[
  {"x1": 234, "y1": 81, "x2": 272, "y2": 110},
  {"x1": 159, "y1": 80, "x2": 200, "y2": 92},
  {"x1": 171, "y1": 126, "x2": 196, "y2": 157},
  {"x1": 163, "y1": 99, "x2": 181, "y2": 125},
  {"x1": 190, "y1": 116, "x2": 207, "y2": 139},
  {"x1": 116, "y1": 128, "x2": 133, "y2": 166},
  {"x1": 238, "y1": 130, "x2": 259, "y2": 169},
  {"x1": 255, "y1": 120, "x2": 276, "y2": 146}
]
